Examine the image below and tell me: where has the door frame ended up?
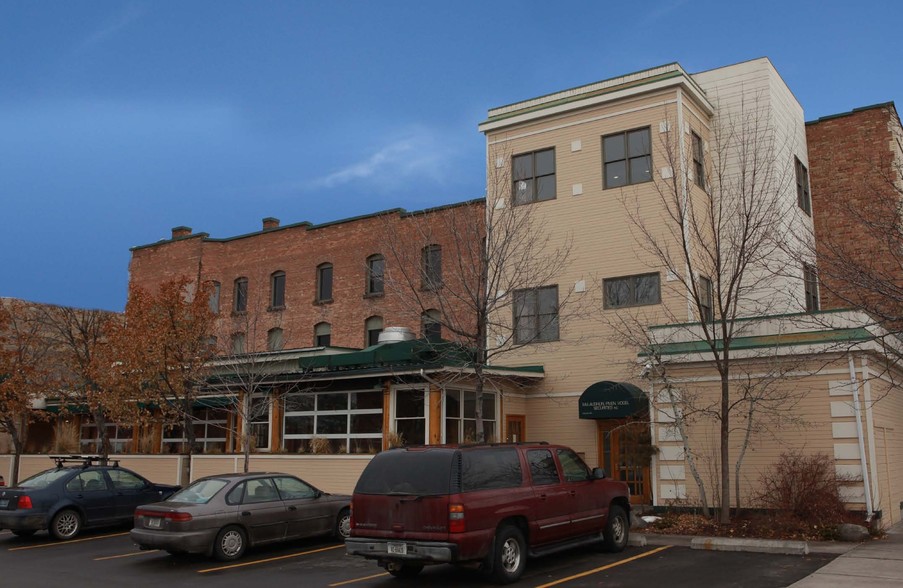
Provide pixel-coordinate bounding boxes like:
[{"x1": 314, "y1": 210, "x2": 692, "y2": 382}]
[
  {"x1": 505, "y1": 414, "x2": 526, "y2": 443},
  {"x1": 595, "y1": 419, "x2": 652, "y2": 505}
]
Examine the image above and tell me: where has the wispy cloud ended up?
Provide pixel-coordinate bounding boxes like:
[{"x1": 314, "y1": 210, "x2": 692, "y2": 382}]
[
  {"x1": 77, "y1": 1, "x2": 146, "y2": 51},
  {"x1": 645, "y1": 0, "x2": 689, "y2": 23},
  {"x1": 307, "y1": 130, "x2": 450, "y2": 192}
]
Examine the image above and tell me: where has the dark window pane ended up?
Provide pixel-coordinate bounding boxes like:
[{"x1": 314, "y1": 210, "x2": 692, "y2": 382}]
[
  {"x1": 481, "y1": 394, "x2": 496, "y2": 420},
  {"x1": 284, "y1": 415, "x2": 314, "y2": 435},
  {"x1": 605, "y1": 161, "x2": 627, "y2": 187},
  {"x1": 396, "y1": 390, "x2": 425, "y2": 418},
  {"x1": 535, "y1": 149, "x2": 555, "y2": 176},
  {"x1": 513, "y1": 154, "x2": 533, "y2": 181},
  {"x1": 317, "y1": 414, "x2": 348, "y2": 435},
  {"x1": 513, "y1": 179, "x2": 534, "y2": 204},
  {"x1": 396, "y1": 419, "x2": 425, "y2": 445},
  {"x1": 350, "y1": 391, "x2": 382, "y2": 410},
  {"x1": 351, "y1": 413, "x2": 382, "y2": 434},
  {"x1": 285, "y1": 394, "x2": 315, "y2": 412},
  {"x1": 557, "y1": 448, "x2": 591, "y2": 482},
  {"x1": 603, "y1": 135, "x2": 625, "y2": 163},
  {"x1": 635, "y1": 274, "x2": 660, "y2": 304},
  {"x1": 318, "y1": 265, "x2": 333, "y2": 300},
  {"x1": 445, "y1": 419, "x2": 460, "y2": 444},
  {"x1": 317, "y1": 393, "x2": 348, "y2": 411},
  {"x1": 367, "y1": 328, "x2": 381, "y2": 346},
  {"x1": 463, "y1": 391, "x2": 476, "y2": 419},
  {"x1": 527, "y1": 449, "x2": 560, "y2": 485},
  {"x1": 462, "y1": 448, "x2": 522, "y2": 491},
  {"x1": 445, "y1": 390, "x2": 460, "y2": 418},
  {"x1": 630, "y1": 156, "x2": 652, "y2": 183},
  {"x1": 605, "y1": 279, "x2": 630, "y2": 307},
  {"x1": 536, "y1": 176, "x2": 556, "y2": 201},
  {"x1": 316, "y1": 333, "x2": 331, "y2": 346},
  {"x1": 271, "y1": 272, "x2": 285, "y2": 307},
  {"x1": 628, "y1": 129, "x2": 650, "y2": 157},
  {"x1": 538, "y1": 287, "x2": 558, "y2": 314},
  {"x1": 354, "y1": 449, "x2": 454, "y2": 495}
]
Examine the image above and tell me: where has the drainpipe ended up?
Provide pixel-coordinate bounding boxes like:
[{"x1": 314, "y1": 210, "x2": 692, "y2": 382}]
[{"x1": 847, "y1": 354, "x2": 874, "y2": 521}]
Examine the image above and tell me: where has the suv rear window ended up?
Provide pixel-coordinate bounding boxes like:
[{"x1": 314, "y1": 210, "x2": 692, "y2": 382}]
[
  {"x1": 462, "y1": 447, "x2": 522, "y2": 492},
  {"x1": 355, "y1": 449, "x2": 455, "y2": 496}
]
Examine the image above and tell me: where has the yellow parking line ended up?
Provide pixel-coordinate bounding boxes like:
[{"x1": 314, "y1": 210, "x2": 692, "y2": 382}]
[
  {"x1": 534, "y1": 545, "x2": 672, "y2": 588},
  {"x1": 197, "y1": 544, "x2": 344, "y2": 574},
  {"x1": 8, "y1": 531, "x2": 130, "y2": 551},
  {"x1": 328, "y1": 571, "x2": 390, "y2": 586},
  {"x1": 95, "y1": 549, "x2": 160, "y2": 561}
]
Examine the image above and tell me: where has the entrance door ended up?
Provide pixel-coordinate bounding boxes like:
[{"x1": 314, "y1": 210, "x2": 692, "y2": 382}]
[
  {"x1": 506, "y1": 415, "x2": 526, "y2": 443},
  {"x1": 596, "y1": 419, "x2": 652, "y2": 505}
]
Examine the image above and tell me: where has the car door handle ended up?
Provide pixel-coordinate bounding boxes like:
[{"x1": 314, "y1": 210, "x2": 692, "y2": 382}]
[
  {"x1": 288, "y1": 506, "x2": 297, "y2": 511},
  {"x1": 241, "y1": 511, "x2": 251, "y2": 517}
]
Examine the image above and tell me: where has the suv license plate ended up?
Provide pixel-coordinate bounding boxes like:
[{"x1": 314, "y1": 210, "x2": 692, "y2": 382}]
[
  {"x1": 146, "y1": 517, "x2": 162, "y2": 529},
  {"x1": 387, "y1": 542, "x2": 407, "y2": 555}
]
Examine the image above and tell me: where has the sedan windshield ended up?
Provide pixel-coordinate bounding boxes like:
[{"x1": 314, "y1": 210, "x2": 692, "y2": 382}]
[
  {"x1": 169, "y1": 479, "x2": 228, "y2": 504},
  {"x1": 18, "y1": 468, "x2": 73, "y2": 489}
]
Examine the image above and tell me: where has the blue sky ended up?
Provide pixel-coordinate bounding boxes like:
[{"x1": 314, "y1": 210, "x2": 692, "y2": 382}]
[{"x1": 2, "y1": 1, "x2": 901, "y2": 311}]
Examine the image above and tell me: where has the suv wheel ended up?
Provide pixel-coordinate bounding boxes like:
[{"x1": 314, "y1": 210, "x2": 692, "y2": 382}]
[
  {"x1": 490, "y1": 525, "x2": 526, "y2": 584},
  {"x1": 386, "y1": 562, "x2": 423, "y2": 578},
  {"x1": 601, "y1": 505, "x2": 629, "y2": 552}
]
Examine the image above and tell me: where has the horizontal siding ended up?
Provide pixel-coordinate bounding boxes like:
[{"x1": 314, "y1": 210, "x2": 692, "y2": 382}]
[{"x1": 870, "y1": 377, "x2": 903, "y2": 525}]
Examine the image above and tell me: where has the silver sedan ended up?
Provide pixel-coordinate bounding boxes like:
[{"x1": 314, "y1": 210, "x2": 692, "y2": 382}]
[{"x1": 130, "y1": 472, "x2": 350, "y2": 561}]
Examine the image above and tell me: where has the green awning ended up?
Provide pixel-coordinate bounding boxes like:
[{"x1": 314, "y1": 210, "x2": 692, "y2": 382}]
[{"x1": 578, "y1": 381, "x2": 647, "y2": 419}]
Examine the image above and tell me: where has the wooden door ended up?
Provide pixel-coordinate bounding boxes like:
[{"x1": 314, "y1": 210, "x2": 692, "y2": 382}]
[
  {"x1": 596, "y1": 420, "x2": 652, "y2": 505},
  {"x1": 506, "y1": 415, "x2": 526, "y2": 443}
]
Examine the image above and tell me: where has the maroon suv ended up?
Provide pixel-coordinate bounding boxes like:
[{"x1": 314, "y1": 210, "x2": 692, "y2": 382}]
[{"x1": 345, "y1": 442, "x2": 630, "y2": 584}]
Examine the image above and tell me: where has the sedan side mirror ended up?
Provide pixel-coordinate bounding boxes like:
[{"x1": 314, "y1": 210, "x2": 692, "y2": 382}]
[{"x1": 592, "y1": 467, "x2": 606, "y2": 480}]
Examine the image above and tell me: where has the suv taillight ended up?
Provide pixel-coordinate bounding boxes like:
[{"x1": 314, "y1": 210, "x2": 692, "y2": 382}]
[
  {"x1": 448, "y1": 503, "x2": 465, "y2": 533},
  {"x1": 18, "y1": 495, "x2": 33, "y2": 509}
]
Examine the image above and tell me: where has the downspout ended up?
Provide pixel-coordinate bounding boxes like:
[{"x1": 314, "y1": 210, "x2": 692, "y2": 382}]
[
  {"x1": 860, "y1": 359, "x2": 881, "y2": 518},
  {"x1": 847, "y1": 354, "x2": 874, "y2": 521},
  {"x1": 676, "y1": 88, "x2": 694, "y2": 322}
]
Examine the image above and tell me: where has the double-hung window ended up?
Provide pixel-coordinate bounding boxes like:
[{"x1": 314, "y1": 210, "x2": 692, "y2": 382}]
[
  {"x1": 366, "y1": 254, "x2": 384, "y2": 295},
  {"x1": 603, "y1": 128, "x2": 652, "y2": 188},
  {"x1": 233, "y1": 277, "x2": 248, "y2": 313},
  {"x1": 513, "y1": 148, "x2": 556, "y2": 204},
  {"x1": 317, "y1": 263, "x2": 333, "y2": 302},
  {"x1": 513, "y1": 285, "x2": 559, "y2": 344},
  {"x1": 270, "y1": 271, "x2": 285, "y2": 309},
  {"x1": 796, "y1": 157, "x2": 811, "y2": 215},
  {"x1": 421, "y1": 245, "x2": 442, "y2": 289},
  {"x1": 692, "y1": 132, "x2": 705, "y2": 190},
  {"x1": 803, "y1": 263, "x2": 819, "y2": 312}
]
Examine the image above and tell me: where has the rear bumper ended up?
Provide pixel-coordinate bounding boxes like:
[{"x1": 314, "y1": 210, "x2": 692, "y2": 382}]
[
  {"x1": 129, "y1": 527, "x2": 216, "y2": 554},
  {"x1": 345, "y1": 537, "x2": 458, "y2": 563},
  {"x1": 0, "y1": 512, "x2": 47, "y2": 532}
]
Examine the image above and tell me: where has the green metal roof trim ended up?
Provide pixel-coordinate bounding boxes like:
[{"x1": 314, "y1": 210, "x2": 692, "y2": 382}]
[
  {"x1": 647, "y1": 308, "x2": 857, "y2": 331},
  {"x1": 130, "y1": 198, "x2": 485, "y2": 251},
  {"x1": 298, "y1": 339, "x2": 543, "y2": 376},
  {"x1": 641, "y1": 327, "x2": 873, "y2": 357}
]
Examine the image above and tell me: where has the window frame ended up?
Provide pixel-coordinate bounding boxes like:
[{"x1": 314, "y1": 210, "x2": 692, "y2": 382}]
[
  {"x1": 512, "y1": 147, "x2": 557, "y2": 205},
  {"x1": 267, "y1": 327, "x2": 284, "y2": 352},
  {"x1": 365, "y1": 315, "x2": 383, "y2": 347},
  {"x1": 443, "y1": 388, "x2": 498, "y2": 444},
  {"x1": 366, "y1": 254, "x2": 385, "y2": 296},
  {"x1": 314, "y1": 322, "x2": 331, "y2": 347},
  {"x1": 233, "y1": 277, "x2": 248, "y2": 313},
  {"x1": 803, "y1": 263, "x2": 819, "y2": 312},
  {"x1": 421, "y1": 244, "x2": 442, "y2": 289},
  {"x1": 209, "y1": 281, "x2": 221, "y2": 314},
  {"x1": 692, "y1": 131, "x2": 705, "y2": 190},
  {"x1": 602, "y1": 127, "x2": 653, "y2": 189},
  {"x1": 270, "y1": 271, "x2": 286, "y2": 310},
  {"x1": 698, "y1": 275, "x2": 714, "y2": 323},
  {"x1": 603, "y1": 273, "x2": 661, "y2": 309},
  {"x1": 316, "y1": 263, "x2": 334, "y2": 303},
  {"x1": 512, "y1": 285, "x2": 560, "y2": 345},
  {"x1": 282, "y1": 389, "x2": 383, "y2": 454},
  {"x1": 795, "y1": 157, "x2": 811, "y2": 215}
]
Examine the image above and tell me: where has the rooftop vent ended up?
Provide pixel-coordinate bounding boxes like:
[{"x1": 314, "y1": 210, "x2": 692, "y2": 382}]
[
  {"x1": 378, "y1": 327, "x2": 415, "y2": 344},
  {"x1": 262, "y1": 217, "x2": 280, "y2": 230},
  {"x1": 171, "y1": 226, "x2": 192, "y2": 239}
]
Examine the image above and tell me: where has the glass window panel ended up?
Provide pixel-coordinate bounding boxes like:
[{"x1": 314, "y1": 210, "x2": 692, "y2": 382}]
[
  {"x1": 445, "y1": 419, "x2": 460, "y2": 444},
  {"x1": 445, "y1": 390, "x2": 460, "y2": 418},
  {"x1": 484, "y1": 421, "x2": 497, "y2": 443},
  {"x1": 350, "y1": 391, "x2": 382, "y2": 410},
  {"x1": 628, "y1": 129, "x2": 650, "y2": 157},
  {"x1": 285, "y1": 394, "x2": 315, "y2": 412},
  {"x1": 316, "y1": 414, "x2": 348, "y2": 435},
  {"x1": 513, "y1": 178, "x2": 534, "y2": 204},
  {"x1": 284, "y1": 415, "x2": 314, "y2": 435},
  {"x1": 481, "y1": 394, "x2": 495, "y2": 420},
  {"x1": 557, "y1": 448, "x2": 591, "y2": 482},
  {"x1": 538, "y1": 287, "x2": 558, "y2": 314},
  {"x1": 463, "y1": 391, "x2": 476, "y2": 419},
  {"x1": 635, "y1": 274, "x2": 660, "y2": 304},
  {"x1": 350, "y1": 413, "x2": 382, "y2": 434},
  {"x1": 396, "y1": 419, "x2": 425, "y2": 445},
  {"x1": 515, "y1": 320, "x2": 536, "y2": 343},
  {"x1": 605, "y1": 279, "x2": 630, "y2": 307},
  {"x1": 395, "y1": 390, "x2": 424, "y2": 418},
  {"x1": 318, "y1": 265, "x2": 333, "y2": 300},
  {"x1": 271, "y1": 273, "x2": 285, "y2": 308},
  {"x1": 463, "y1": 420, "x2": 476, "y2": 443},
  {"x1": 630, "y1": 156, "x2": 652, "y2": 183},
  {"x1": 535, "y1": 149, "x2": 555, "y2": 176},
  {"x1": 462, "y1": 448, "x2": 522, "y2": 491},
  {"x1": 317, "y1": 393, "x2": 348, "y2": 412},
  {"x1": 603, "y1": 135, "x2": 625, "y2": 162},
  {"x1": 605, "y1": 161, "x2": 627, "y2": 187},
  {"x1": 513, "y1": 154, "x2": 533, "y2": 181},
  {"x1": 527, "y1": 449, "x2": 560, "y2": 485},
  {"x1": 251, "y1": 423, "x2": 269, "y2": 449},
  {"x1": 536, "y1": 176, "x2": 555, "y2": 201}
]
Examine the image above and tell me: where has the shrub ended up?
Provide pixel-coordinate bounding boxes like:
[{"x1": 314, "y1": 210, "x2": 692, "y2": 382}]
[{"x1": 754, "y1": 451, "x2": 847, "y2": 525}]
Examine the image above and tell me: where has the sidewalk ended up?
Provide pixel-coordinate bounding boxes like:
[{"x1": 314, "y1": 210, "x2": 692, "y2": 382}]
[{"x1": 789, "y1": 521, "x2": 903, "y2": 587}]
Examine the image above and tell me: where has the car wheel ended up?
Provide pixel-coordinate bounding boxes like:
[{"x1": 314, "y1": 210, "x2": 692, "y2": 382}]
[
  {"x1": 50, "y1": 509, "x2": 82, "y2": 540},
  {"x1": 386, "y1": 562, "x2": 424, "y2": 578},
  {"x1": 11, "y1": 529, "x2": 36, "y2": 537},
  {"x1": 601, "y1": 505, "x2": 629, "y2": 552},
  {"x1": 334, "y1": 508, "x2": 351, "y2": 540},
  {"x1": 213, "y1": 525, "x2": 247, "y2": 561},
  {"x1": 489, "y1": 525, "x2": 526, "y2": 584}
]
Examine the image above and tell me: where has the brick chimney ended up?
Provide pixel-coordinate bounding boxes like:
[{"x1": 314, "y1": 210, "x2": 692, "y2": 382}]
[
  {"x1": 171, "y1": 226, "x2": 192, "y2": 239},
  {"x1": 262, "y1": 217, "x2": 280, "y2": 230}
]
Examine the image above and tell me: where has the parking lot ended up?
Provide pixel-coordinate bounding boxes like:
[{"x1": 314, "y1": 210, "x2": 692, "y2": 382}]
[{"x1": 0, "y1": 526, "x2": 836, "y2": 588}]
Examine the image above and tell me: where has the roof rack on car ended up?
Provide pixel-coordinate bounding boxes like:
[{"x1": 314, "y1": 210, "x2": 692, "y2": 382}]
[{"x1": 49, "y1": 455, "x2": 120, "y2": 469}]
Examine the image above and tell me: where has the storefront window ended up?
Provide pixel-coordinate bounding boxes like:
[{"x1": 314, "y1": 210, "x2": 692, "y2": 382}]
[
  {"x1": 445, "y1": 389, "x2": 497, "y2": 443},
  {"x1": 162, "y1": 407, "x2": 229, "y2": 453},
  {"x1": 283, "y1": 390, "x2": 383, "y2": 454}
]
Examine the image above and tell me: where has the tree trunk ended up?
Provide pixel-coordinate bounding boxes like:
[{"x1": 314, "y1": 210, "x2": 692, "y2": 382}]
[
  {"x1": 95, "y1": 410, "x2": 111, "y2": 461},
  {"x1": 242, "y1": 391, "x2": 251, "y2": 473},
  {"x1": 719, "y1": 368, "x2": 731, "y2": 524},
  {"x1": 10, "y1": 422, "x2": 23, "y2": 486}
]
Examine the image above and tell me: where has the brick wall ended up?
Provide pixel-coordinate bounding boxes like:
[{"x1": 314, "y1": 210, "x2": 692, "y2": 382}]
[
  {"x1": 806, "y1": 104, "x2": 903, "y2": 311},
  {"x1": 128, "y1": 201, "x2": 484, "y2": 352}
]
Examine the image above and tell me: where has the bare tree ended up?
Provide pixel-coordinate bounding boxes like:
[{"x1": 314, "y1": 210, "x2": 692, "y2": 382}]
[
  {"x1": 380, "y1": 145, "x2": 581, "y2": 442},
  {"x1": 0, "y1": 299, "x2": 54, "y2": 483},
  {"x1": 614, "y1": 96, "x2": 809, "y2": 523}
]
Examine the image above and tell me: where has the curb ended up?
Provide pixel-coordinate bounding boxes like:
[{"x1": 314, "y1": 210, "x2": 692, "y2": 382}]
[{"x1": 632, "y1": 533, "x2": 860, "y2": 556}]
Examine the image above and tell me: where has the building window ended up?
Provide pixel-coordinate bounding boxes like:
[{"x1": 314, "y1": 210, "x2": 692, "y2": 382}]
[
  {"x1": 231, "y1": 332, "x2": 246, "y2": 355},
  {"x1": 267, "y1": 327, "x2": 284, "y2": 352},
  {"x1": 444, "y1": 389, "x2": 497, "y2": 444},
  {"x1": 692, "y1": 132, "x2": 705, "y2": 190},
  {"x1": 394, "y1": 389, "x2": 426, "y2": 445},
  {"x1": 162, "y1": 407, "x2": 228, "y2": 453},
  {"x1": 366, "y1": 254, "x2": 385, "y2": 296},
  {"x1": 699, "y1": 276, "x2": 714, "y2": 323},
  {"x1": 421, "y1": 245, "x2": 442, "y2": 289},
  {"x1": 422, "y1": 309, "x2": 441, "y2": 342},
  {"x1": 209, "y1": 281, "x2": 221, "y2": 314},
  {"x1": 603, "y1": 273, "x2": 661, "y2": 308},
  {"x1": 248, "y1": 396, "x2": 271, "y2": 451},
  {"x1": 513, "y1": 147, "x2": 556, "y2": 204},
  {"x1": 314, "y1": 322, "x2": 331, "y2": 347},
  {"x1": 270, "y1": 271, "x2": 285, "y2": 309},
  {"x1": 795, "y1": 157, "x2": 811, "y2": 215},
  {"x1": 79, "y1": 418, "x2": 132, "y2": 454},
  {"x1": 365, "y1": 316, "x2": 383, "y2": 347},
  {"x1": 317, "y1": 263, "x2": 333, "y2": 302},
  {"x1": 283, "y1": 390, "x2": 383, "y2": 454},
  {"x1": 233, "y1": 277, "x2": 248, "y2": 313},
  {"x1": 513, "y1": 285, "x2": 559, "y2": 344},
  {"x1": 803, "y1": 263, "x2": 819, "y2": 312},
  {"x1": 603, "y1": 127, "x2": 652, "y2": 188}
]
